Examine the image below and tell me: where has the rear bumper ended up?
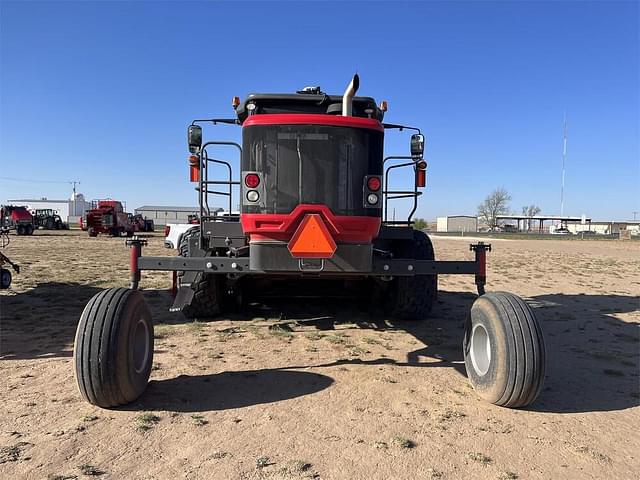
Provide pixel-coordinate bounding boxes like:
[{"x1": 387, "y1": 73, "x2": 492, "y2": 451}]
[{"x1": 249, "y1": 241, "x2": 372, "y2": 273}]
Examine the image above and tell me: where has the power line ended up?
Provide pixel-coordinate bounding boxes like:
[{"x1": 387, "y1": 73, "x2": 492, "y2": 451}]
[{"x1": 0, "y1": 176, "x2": 80, "y2": 185}]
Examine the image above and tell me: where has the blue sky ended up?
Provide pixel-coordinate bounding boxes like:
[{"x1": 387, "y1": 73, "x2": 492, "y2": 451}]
[{"x1": 1, "y1": 1, "x2": 638, "y2": 220}]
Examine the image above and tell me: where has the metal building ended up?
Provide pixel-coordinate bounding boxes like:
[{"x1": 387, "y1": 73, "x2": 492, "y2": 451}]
[
  {"x1": 436, "y1": 215, "x2": 478, "y2": 233},
  {"x1": 134, "y1": 205, "x2": 217, "y2": 226}
]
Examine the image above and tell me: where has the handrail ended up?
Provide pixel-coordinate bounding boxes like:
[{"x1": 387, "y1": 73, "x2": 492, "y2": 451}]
[
  {"x1": 198, "y1": 141, "x2": 242, "y2": 222},
  {"x1": 383, "y1": 155, "x2": 420, "y2": 223},
  {"x1": 197, "y1": 141, "x2": 242, "y2": 248}
]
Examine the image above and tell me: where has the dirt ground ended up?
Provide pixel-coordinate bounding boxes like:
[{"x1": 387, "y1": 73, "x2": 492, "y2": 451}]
[{"x1": 1, "y1": 230, "x2": 638, "y2": 480}]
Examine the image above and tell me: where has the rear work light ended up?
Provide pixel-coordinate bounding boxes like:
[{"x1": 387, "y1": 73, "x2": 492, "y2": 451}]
[{"x1": 245, "y1": 173, "x2": 260, "y2": 188}]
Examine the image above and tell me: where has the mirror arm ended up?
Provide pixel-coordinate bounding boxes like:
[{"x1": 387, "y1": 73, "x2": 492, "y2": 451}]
[
  {"x1": 382, "y1": 123, "x2": 421, "y2": 135},
  {"x1": 191, "y1": 118, "x2": 240, "y2": 126}
]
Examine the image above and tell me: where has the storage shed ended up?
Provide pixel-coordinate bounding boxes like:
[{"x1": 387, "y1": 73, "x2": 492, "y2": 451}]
[{"x1": 436, "y1": 215, "x2": 478, "y2": 233}]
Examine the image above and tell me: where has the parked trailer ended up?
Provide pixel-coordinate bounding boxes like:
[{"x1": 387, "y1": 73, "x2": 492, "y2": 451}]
[
  {"x1": 1, "y1": 205, "x2": 34, "y2": 235},
  {"x1": 74, "y1": 76, "x2": 545, "y2": 409}
]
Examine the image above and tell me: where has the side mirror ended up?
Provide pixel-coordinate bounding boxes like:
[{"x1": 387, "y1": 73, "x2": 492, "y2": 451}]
[
  {"x1": 188, "y1": 125, "x2": 203, "y2": 154},
  {"x1": 410, "y1": 133, "x2": 425, "y2": 158}
]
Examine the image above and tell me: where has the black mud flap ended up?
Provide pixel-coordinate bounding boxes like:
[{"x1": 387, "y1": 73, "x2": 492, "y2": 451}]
[
  {"x1": 170, "y1": 286, "x2": 195, "y2": 313},
  {"x1": 170, "y1": 270, "x2": 198, "y2": 312}
]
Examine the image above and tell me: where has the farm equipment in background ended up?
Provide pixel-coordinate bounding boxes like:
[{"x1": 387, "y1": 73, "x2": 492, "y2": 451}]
[
  {"x1": 33, "y1": 209, "x2": 68, "y2": 230},
  {"x1": 129, "y1": 214, "x2": 155, "y2": 233},
  {"x1": 85, "y1": 200, "x2": 134, "y2": 237},
  {"x1": 0, "y1": 227, "x2": 20, "y2": 289},
  {"x1": 0, "y1": 205, "x2": 34, "y2": 235},
  {"x1": 74, "y1": 75, "x2": 546, "y2": 411}
]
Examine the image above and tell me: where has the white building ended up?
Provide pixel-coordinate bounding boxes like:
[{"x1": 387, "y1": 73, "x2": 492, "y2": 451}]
[
  {"x1": 8, "y1": 193, "x2": 91, "y2": 224},
  {"x1": 437, "y1": 215, "x2": 478, "y2": 233}
]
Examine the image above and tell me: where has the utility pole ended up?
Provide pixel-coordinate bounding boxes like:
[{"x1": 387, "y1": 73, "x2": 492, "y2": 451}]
[
  {"x1": 633, "y1": 211, "x2": 638, "y2": 221},
  {"x1": 560, "y1": 112, "x2": 567, "y2": 217},
  {"x1": 69, "y1": 180, "x2": 81, "y2": 216}
]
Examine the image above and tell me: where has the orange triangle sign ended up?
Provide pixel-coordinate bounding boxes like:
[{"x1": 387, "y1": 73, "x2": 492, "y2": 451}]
[{"x1": 288, "y1": 214, "x2": 337, "y2": 259}]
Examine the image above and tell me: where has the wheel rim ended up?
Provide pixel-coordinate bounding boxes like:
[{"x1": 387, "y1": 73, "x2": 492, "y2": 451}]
[
  {"x1": 469, "y1": 323, "x2": 491, "y2": 376},
  {"x1": 132, "y1": 319, "x2": 150, "y2": 374}
]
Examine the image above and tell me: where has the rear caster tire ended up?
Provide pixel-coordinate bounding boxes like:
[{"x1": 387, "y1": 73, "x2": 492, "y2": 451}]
[
  {"x1": 0, "y1": 268, "x2": 11, "y2": 289},
  {"x1": 74, "y1": 288, "x2": 154, "y2": 408},
  {"x1": 389, "y1": 230, "x2": 438, "y2": 320},
  {"x1": 464, "y1": 292, "x2": 545, "y2": 408}
]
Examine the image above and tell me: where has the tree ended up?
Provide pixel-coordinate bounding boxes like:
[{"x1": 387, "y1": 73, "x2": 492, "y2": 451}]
[
  {"x1": 413, "y1": 218, "x2": 428, "y2": 230},
  {"x1": 478, "y1": 188, "x2": 512, "y2": 229},
  {"x1": 521, "y1": 205, "x2": 541, "y2": 231}
]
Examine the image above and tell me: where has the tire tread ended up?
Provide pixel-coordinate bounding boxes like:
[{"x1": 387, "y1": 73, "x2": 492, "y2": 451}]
[
  {"x1": 74, "y1": 287, "x2": 152, "y2": 408},
  {"x1": 466, "y1": 291, "x2": 545, "y2": 408}
]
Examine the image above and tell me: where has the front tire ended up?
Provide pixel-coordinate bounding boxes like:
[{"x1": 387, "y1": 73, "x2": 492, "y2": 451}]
[
  {"x1": 464, "y1": 292, "x2": 545, "y2": 408},
  {"x1": 74, "y1": 288, "x2": 154, "y2": 408},
  {"x1": 177, "y1": 227, "x2": 221, "y2": 319}
]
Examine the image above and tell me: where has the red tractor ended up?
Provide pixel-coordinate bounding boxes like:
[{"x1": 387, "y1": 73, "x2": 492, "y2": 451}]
[
  {"x1": 85, "y1": 200, "x2": 134, "y2": 237},
  {"x1": 1, "y1": 205, "x2": 34, "y2": 235},
  {"x1": 73, "y1": 76, "x2": 545, "y2": 410}
]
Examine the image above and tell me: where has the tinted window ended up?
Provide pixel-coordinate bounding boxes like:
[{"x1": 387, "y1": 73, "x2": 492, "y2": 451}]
[{"x1": 243, "y1": 124, "x2": 383, "y2": 215}]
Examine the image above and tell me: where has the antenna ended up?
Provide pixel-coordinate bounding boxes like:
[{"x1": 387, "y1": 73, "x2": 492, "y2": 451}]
[{"x1": 560, "y1": 112, "x2": 567, "y2": 217}]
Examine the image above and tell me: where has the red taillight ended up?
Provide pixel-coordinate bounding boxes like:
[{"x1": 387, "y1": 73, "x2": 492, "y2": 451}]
[
  {"x1": 190, "y1": 165, "x2": 200, "y2": 182},
  {"x1": 164, "y1": 225, "x2": 170, "y2": 237},
  {"x1": 367, "y1": 176, "x2": 381, "y2": 191},
  {"x1": 245, "y1": 173, "x2": 260, "y2": 188},
  {"x1": 417, "y1": 169, "x2": 426, "y2": 188}
]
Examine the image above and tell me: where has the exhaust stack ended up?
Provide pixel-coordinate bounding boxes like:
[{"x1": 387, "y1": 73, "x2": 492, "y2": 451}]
[{"x1": 342, "y1": 74, "x2": 360, "y2": 117}]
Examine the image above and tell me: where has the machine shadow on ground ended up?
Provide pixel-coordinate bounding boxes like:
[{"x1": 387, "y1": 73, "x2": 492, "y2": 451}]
[
  {"x1": 125, "y1": 368, "x2": 334, "y2": 413},
  {"x1": 232, "y1": 290, "x2": 640, "y2": 414},
  {"x1": 0, "y1": 284, "x2": 172, "y2": 360},
  {"x1": 2, "y1": 283, "x2": 637, "y2": 415},
  {"x1": 0, "y1": 282, "x2": 102, "y2": 360}
]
